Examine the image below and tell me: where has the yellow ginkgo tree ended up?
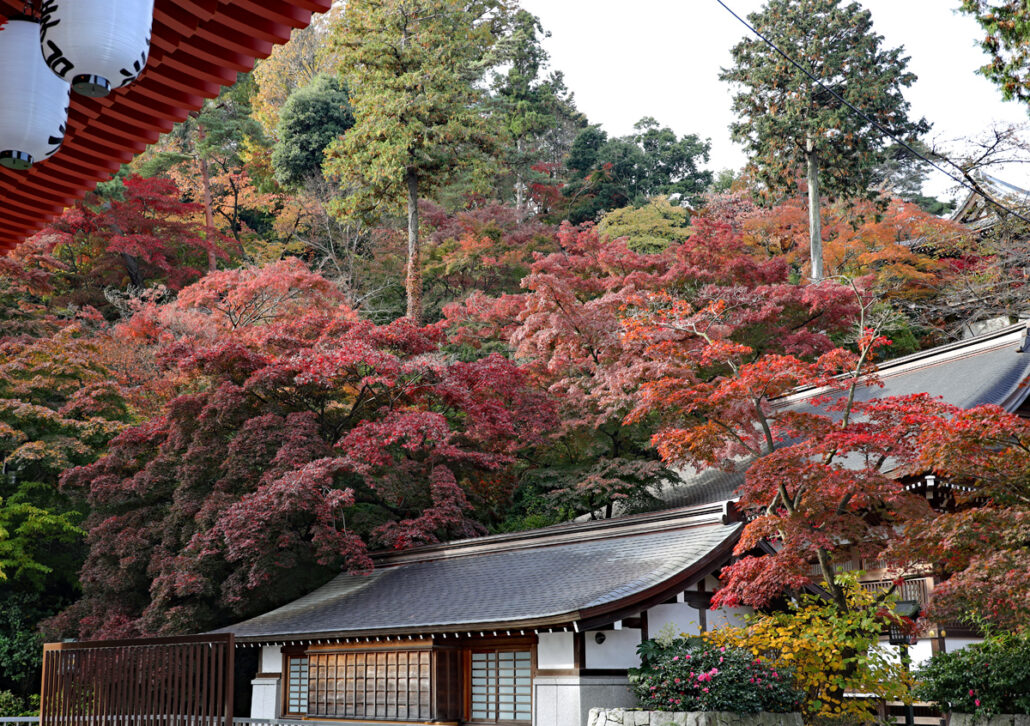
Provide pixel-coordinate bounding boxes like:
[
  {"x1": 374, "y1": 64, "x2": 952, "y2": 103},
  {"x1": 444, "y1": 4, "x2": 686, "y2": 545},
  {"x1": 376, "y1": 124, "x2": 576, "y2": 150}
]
[{"x1": 708, "y1": 576, "x2": 914, "y2": 723}]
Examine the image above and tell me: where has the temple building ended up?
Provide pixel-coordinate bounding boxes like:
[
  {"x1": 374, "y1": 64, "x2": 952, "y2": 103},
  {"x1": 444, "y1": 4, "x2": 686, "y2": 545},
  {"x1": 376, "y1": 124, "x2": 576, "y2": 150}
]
[{"x1": 218, "y1": 323, "x2": 1030, "y2": 726}]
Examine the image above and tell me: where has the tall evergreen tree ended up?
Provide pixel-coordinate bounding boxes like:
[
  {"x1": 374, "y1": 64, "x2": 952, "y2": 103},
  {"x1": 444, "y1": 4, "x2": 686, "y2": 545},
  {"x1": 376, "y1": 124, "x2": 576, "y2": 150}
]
[
  {"x1": 961, "y1": 1, "x2": 1030, "y2": 105},
  {"x1": 272, "y1": 75, "x2": 354, "y2": 189},
  {"x1": 562, "y1": 120, "x2": 711, "y2": 224},
  {"x1": 720, "y1": 0, "x2": 929, "y2": 280},
  {"x1": 490, "y1": 10, "x2": 585, "y2": 211},
  {"x1": 326, "y1": 0, "x2": 512, "y2": 324}
]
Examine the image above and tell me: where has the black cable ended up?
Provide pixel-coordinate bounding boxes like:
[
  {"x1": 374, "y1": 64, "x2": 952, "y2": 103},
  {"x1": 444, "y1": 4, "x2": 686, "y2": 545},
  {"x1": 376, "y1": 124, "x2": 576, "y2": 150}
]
[{"x1": 715, "y1": 0, "x2": 1030, "y2": 225}]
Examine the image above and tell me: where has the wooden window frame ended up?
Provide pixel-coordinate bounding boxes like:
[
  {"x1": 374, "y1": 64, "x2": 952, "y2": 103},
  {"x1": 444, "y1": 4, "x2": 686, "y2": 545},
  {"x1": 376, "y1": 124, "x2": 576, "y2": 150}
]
[
  {"x1": 306, "y1": 649, "x2": 432, "y2": 721},
  {"x1": 281, "y1": 648, "x2": 309, "y2": 718},
  {"x1": 463, "y1": 644, "x2": 535, "y2": 725}
]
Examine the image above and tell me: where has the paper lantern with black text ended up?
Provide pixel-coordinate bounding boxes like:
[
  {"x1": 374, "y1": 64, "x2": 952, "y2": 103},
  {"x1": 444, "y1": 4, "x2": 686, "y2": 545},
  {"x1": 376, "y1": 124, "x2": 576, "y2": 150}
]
[
  {"x1": 0, "y1": 19, "x2": 70, "y2": 170},
  {"x1": 39, "y1": 0, "x2": 154, "y2": 98}
]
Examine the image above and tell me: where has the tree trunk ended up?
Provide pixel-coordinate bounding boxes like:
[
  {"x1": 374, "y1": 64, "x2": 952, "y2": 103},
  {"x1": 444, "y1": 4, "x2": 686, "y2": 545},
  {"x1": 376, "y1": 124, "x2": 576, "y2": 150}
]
[
  {"x1": 120, "y1": 253, "x2": 144, "y2": 289},
  {"x1": 405, "y1": 168, "x2": 423, "y2": 325},
  {"x1": 514, "y1": 138, "x2": 526, "y2": 213},
  {"x1": 515, "y1": 176, "x2": 525, "y2": 213},
  {"x1": 805, "y1": 136, "x2": 824, "y2": 282},
  {"x1": 197, "y1": 125, "x2": 217, "y2": 272}
]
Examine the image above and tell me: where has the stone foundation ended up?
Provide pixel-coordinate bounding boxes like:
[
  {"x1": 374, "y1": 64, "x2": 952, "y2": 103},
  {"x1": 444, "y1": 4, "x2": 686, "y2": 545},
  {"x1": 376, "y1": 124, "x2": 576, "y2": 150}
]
[
  {"x1": 950, "y1": 715, "x2": 1030, "y2": 726},
  {"x1": 587, "y1": 708, "x2": 803, "y2": 726}
]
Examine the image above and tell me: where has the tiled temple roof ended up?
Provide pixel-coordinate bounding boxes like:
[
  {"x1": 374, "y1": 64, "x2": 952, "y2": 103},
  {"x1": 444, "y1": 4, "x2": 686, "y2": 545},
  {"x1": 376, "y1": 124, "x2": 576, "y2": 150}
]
[
  {"x1": 217, "y1": 503, "x2": 740, "y2": 642},
  {"x1": 220, "y1": 326, "x2": 1030, "y2": 643}
]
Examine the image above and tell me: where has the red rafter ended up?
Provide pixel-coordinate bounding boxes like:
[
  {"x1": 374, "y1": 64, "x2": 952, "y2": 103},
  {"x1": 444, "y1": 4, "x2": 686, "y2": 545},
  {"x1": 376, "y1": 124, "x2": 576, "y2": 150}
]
[{"x1": 0, "y1": 0, "x2": 332, "y2": 254}]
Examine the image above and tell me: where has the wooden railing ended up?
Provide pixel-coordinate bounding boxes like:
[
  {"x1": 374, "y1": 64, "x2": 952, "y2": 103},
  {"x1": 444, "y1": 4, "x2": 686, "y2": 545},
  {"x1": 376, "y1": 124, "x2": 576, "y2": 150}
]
[
  {"x1": 39, "y1": 634, "x2": 234, "y2": 726},
  {"x1": 859, "y1": 577, "x2": 931, "y2": 606}
]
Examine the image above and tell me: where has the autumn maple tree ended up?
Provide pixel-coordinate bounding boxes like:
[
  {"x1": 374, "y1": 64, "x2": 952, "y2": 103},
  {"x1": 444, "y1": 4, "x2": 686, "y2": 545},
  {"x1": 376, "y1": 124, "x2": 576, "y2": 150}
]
[
  {"x1": 50, "y1": 261, "x2": 552, "y2": 638},
  {"x1": 0, "y1": 257, "x2": 134, "y2": 699},
  {"x1": 703, "y1": 189, "x2": 973, "y2": 351},
  {"x1": 445, "y1": 215, "x2": 855, "y2": 521},
  {"x1": 418, "y1": 202, "x2": 555, "y2": 322},
  {"x1": 40, "y1": 175, "x2": 228, "y2": 295},
  {"x1": 1, "y1": 0, "x2": 1026, "y2": 696},
  {"x1": 624, "y1": 277, "x2": 1030, "y2": 632},
  {"x1": 0, "y1": 253, "x2": 60, "y2": 341},
  {"x1": 896, "y1": 407, "x2": 1030, "y2": 631}
]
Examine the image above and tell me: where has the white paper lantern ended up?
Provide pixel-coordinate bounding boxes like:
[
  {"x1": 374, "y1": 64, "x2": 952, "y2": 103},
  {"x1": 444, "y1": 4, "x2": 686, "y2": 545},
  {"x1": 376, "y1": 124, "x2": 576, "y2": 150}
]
[
  {"x1": 0, "y1": 19, "x2": 71, "y2": 170},
  {"x1": 39, "y1": 0, "x2": 154, "y2": 98}
]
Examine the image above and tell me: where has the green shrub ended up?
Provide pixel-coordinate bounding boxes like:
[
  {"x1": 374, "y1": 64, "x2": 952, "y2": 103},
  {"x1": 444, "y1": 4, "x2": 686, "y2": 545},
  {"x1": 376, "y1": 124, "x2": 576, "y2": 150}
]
[
  {"x1": 915, "y1": 632, "x2": 1030, "y2": 718},
  {"x1": 0, "y1": 690, "x2": 38, "y2": 717},
  {"x1": 629, "y1": 637, "x2": 803, "y2": 713}
]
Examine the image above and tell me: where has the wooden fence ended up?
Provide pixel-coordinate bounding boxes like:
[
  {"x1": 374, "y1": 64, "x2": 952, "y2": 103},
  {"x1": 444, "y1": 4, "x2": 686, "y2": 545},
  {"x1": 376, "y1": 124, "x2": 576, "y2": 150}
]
[{"x1": 40, "y1": 634, "x2": 234, "y2": 726}]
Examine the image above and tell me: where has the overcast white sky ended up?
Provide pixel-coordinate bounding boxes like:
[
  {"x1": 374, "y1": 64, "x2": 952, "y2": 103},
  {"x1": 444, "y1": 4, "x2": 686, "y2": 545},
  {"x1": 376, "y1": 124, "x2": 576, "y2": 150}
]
[{"x1": 517, "y1": 0, "x2": 1029, "y2": 202}]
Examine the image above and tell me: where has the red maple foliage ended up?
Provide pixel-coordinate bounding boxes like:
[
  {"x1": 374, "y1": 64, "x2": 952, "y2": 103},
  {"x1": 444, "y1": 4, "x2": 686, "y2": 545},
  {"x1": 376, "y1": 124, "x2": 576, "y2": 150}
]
[
  {"x1": 445, "y1": 218, "x2": 856, "y2": 518},
  {"x1": 0, "y1": 249, "x2": 61, "y2": 340},
  {"x1": 37, "y1": 175, "x2": 230, "y2": 295},
  {"x1": 49, "y1": 264, "x2": 553, "y2": 638},
  {"x1": 895, "y1": 407, "x2": 1030, "y2": 630},
  {"x1": 626, "y1": 286, "x2": 1029, "y2": 628}
]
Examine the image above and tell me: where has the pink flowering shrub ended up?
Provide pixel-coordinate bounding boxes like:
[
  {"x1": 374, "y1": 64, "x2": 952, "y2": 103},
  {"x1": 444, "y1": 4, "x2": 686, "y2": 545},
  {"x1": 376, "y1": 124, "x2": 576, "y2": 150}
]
[{"x1": 629, "y1": 638, "x2": 802, "y2": 713}]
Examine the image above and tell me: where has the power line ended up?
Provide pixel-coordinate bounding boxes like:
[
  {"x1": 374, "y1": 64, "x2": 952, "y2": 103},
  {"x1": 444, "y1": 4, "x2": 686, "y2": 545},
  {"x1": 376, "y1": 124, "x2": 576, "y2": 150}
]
[{"x1": 714, "y1": 0, "x2": 1030, "y2": 225}]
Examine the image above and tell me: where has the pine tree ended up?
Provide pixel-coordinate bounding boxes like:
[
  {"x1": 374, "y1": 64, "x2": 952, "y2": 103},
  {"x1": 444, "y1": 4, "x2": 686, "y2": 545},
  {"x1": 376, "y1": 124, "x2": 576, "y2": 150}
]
[
  {"x1": 272, "y1": 75, "x2": 354, "y2": 189},
  {"x1": 961, "y1": 0, "x2": 1030, "y2": 104},
  {"x1": 326, "y1": 0, "x2": 512, "y2": 324},
  {"x1": 720, "y1": 0, "x2": 928, "y2": 280}
]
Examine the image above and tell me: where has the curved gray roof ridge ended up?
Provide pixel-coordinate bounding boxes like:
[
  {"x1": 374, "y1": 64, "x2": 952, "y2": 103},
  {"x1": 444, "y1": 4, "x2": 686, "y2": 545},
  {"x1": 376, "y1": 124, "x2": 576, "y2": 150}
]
[
  {"x1": 371, "y1": 500, "x2": 732, "y2": 565},
  {"x1": 782, "y1": 323, "x2": 1030, "y2": 412},
  {"x1": 215, "y1": 507, "x2": 740, "y2": 641}
]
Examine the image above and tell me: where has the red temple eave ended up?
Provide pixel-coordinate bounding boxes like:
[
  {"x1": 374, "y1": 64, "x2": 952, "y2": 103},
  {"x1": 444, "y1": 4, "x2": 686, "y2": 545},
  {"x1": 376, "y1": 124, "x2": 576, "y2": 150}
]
[
  {"x1": 0, "y1": 0, "x2": 333, "y2": 255},
  {"x1": 159, "y1": 52, "x2": 238, "y2": 90}
]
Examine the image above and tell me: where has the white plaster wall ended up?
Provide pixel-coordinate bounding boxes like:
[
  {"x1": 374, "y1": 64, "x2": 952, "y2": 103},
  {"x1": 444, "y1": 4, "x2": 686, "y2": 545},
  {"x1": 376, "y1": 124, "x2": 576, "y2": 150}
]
[
  {"x1": 534, "y1": 675, "x2": 634, "y2": 726},
  {"x1": 909, "y1": 639, "x2": 934, "y2": 668},
  {"x1": 537, "y1": 632, "x2": 575, "y2": 670},
  {"x1": 697, "y1": 577, "x2": 755, "y2": 630},
  {"x1": 876, "y1": 639, "x2": 935, "y2": 669},
  {"x1": 259, "y1": 645, "x2": 281, "y2": 674},
  {"x1": 250, "y1": 677, "x2": 280, "y2": 720},
  {"x1": 647, "y1": 603, "x2": 702, "y2": 639},
  {"x1": 707, "y1": 605, "x2": 751, "y2": 630},
  {"x1": 584, "y1": 628, "x2": 642, "y2": 669},
  {"x1": 945, "y1": 638, "x2": 983, "y2": 653},
  {"x1": 534, "y1": 675, "x2": 581, "y2": 726}
]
